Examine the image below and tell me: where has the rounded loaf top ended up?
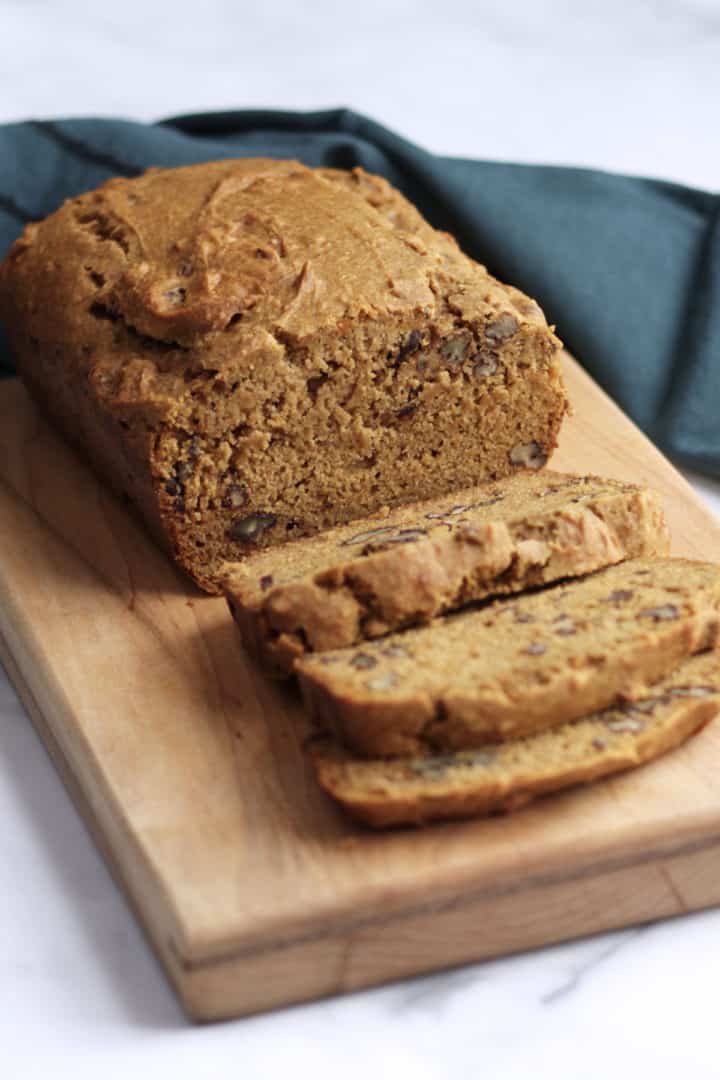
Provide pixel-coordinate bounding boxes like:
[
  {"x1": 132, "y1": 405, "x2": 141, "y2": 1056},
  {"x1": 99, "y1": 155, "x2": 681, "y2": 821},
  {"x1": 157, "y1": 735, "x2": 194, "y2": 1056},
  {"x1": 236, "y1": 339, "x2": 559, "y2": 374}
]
[{"x1": 0, "y1": 158, "x2": 547, "y2": 358}]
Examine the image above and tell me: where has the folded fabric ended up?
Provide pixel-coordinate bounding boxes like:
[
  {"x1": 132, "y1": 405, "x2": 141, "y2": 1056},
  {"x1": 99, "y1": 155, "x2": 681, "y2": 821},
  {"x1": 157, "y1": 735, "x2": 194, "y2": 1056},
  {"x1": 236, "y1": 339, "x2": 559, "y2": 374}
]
[{"x1": 0, "y1": 108, "x2": 718, "y2": 474}]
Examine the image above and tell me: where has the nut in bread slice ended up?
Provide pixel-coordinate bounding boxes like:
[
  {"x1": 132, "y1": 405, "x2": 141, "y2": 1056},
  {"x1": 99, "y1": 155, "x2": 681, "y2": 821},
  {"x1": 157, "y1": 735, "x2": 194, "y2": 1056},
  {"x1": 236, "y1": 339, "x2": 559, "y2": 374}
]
[
  {"x1": 222, "y1": 472, "x2": 669, "y2": 675},
  {"x1": 309, "y1": 651, "x2": 720, "y2": 827},
  {"x1": 298, "y1": 558, "x2": 720, "y2": 757}
]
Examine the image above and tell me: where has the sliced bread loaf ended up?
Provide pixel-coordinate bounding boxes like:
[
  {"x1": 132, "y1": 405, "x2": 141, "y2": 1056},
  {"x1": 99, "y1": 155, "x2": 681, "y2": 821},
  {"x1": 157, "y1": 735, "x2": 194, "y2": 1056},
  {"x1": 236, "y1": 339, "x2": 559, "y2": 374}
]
[
  {"x1": 309, "y1": 650, "x2": 720, "y2": 826},
  {"x1": 222, "y1": 472, "x2": 669, "y2": 674},
  {"x1": 298, "y1": 558, "x2": 720, "y2": 757},
  {"x1": 0, "y1": 159, "x2": 567, "y2": 593}
]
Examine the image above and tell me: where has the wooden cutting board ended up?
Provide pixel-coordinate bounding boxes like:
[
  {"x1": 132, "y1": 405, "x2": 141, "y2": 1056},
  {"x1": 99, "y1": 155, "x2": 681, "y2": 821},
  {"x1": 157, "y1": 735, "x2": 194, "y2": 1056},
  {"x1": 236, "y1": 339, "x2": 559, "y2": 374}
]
[{"x1": 2, "y1": 356, "x2": 720, "y2": 1022}]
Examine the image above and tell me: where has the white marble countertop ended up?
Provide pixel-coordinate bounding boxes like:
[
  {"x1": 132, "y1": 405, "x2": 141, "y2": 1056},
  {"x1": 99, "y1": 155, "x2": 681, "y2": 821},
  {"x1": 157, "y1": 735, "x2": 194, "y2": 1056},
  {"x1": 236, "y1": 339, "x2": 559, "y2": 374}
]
[{"x1": 2, "y1": 1, "x2": 720, "y2": 1076}]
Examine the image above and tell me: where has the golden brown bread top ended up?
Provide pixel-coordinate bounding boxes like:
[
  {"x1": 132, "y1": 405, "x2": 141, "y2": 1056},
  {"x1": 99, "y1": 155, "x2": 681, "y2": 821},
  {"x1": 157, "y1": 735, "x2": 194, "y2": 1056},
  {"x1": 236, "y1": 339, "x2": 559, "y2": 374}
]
[
  {"x1": 74, "y1": 160, "x2": 441, "y2": 343},
  {"x1": 0, "y1": 158, "x2": 550, "y2": 422}
]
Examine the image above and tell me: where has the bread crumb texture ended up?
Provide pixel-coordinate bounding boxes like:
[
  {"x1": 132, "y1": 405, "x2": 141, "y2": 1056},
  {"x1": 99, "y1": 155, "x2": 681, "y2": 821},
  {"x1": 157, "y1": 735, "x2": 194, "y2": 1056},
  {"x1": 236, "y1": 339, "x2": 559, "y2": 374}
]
[
  {"x1": 222, "y1": 471, "x2": 669, "y2": 673},
  {"x1": 310, "y1": 649, "x2": 720, "y2": 826},
  {"x1": 0, "y1": 159, "x2": 567, "y2": 591},
  {"x1": 298, "y1": 558, "x2": 720, "y2": 756}
]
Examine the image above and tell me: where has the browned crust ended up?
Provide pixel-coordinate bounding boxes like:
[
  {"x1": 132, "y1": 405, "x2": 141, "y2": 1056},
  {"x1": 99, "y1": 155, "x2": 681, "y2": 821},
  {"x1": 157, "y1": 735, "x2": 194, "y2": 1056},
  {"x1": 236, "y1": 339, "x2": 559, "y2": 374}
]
[{"x1": 309, "y1": 651, "x2": 720, "y2": 826}]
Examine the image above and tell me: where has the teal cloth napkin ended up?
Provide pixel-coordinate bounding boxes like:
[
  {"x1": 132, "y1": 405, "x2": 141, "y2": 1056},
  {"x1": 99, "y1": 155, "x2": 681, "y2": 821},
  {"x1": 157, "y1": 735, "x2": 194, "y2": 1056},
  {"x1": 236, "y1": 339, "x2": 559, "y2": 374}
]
[{"x1": 0, "y1": 109, "x2": 717, "y2": 474}]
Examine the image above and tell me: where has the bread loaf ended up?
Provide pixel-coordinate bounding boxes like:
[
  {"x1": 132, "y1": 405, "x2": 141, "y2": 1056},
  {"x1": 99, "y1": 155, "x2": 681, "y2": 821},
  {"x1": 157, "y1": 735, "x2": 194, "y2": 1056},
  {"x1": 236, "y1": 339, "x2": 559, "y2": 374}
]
[{"x1": 0, "y1": 159, "x2": 567, "y2": 592}]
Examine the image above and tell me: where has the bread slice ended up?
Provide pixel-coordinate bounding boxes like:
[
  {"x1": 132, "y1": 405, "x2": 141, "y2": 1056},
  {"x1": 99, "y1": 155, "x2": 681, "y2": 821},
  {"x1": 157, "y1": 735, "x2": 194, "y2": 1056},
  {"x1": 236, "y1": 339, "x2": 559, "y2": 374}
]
[
  {"x1": 309, "y1": 650, "x2": 720, "y2": 827},
  {"x1": 0, "y1": 159, "x2": 567, "y2": 593},
  {"x1": 297, "y1": 558, "x2": 720, "y2": 757},
  {"x1": 222, "y1": 472, "x2": 669, "y2": 675}
]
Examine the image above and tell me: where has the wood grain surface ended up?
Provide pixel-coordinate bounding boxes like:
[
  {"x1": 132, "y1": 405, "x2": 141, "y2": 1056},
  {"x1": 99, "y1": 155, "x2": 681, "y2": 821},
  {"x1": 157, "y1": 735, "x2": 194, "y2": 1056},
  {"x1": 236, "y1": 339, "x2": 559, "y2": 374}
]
[{"x1": 2, "y1": 356, "x2": 720, "y2": 1021}]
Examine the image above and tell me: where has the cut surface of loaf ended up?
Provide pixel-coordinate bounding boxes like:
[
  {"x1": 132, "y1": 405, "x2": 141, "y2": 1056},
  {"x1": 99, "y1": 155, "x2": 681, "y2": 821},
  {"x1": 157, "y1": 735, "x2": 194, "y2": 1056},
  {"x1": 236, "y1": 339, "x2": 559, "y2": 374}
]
[
  {"x1": 298, "y1": 558, "x2": 720, "y2": 757},
  {"x1": 0, "y1": 159, "x2": 566, "y2": 592},
  {"x1": 222, "y1": 471, "x2": 669, "y2": 674},
  {"x1": 309, "y1": 651, "x2": 720, "y2": 827}
]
